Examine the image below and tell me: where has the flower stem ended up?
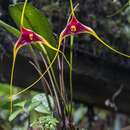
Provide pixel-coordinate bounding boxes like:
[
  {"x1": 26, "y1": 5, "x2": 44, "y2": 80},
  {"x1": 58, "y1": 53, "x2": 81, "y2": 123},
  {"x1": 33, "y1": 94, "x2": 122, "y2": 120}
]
[
  {"x1": 21, "y1": 0, "x2": 28, "y2": 25},
  {"x1": 10, "y1": 48, "x2": 18, "y2": 113},
  {"x1": 90, "y1": 31, "x2": 130, "y2": 58},
  {"x1": 69, "y1": 35, "x2": 74, "y2": 120},
  {"x1": 69, "y1": 0, "x2": 75, "y2": 16}
]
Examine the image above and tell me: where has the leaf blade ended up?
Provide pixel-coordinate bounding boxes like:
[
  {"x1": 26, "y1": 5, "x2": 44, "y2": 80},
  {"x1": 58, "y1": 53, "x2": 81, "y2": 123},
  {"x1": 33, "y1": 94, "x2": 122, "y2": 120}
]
[{"x1": 9, "y1": 3, "x2": 57, "y2": 57}]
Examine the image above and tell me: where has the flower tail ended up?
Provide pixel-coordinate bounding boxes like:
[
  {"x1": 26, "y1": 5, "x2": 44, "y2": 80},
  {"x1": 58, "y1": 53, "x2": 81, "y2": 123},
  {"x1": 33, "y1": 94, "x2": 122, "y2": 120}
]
[
  {"x1": 9, "y1": 47, "x2": 18, "y2": 113},
  {"x1": 11, "y1": 37, "x2": 63, "y2": 98},
  {"x1": 9, "y1": 0, "x2": 28, "y2": 113},
  {"x1": 41, "y1": 37, "x2": 70, "y2": 66},
  {"x1": 89, "y1": 31, "x2": 130, "y2": 58}
]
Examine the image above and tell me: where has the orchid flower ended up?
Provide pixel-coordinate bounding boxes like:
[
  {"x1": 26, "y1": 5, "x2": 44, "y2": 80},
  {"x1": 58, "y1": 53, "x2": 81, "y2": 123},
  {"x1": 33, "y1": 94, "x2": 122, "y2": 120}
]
[
  {"x1": 59, "y1": 0, "x2": 130, "y2": 58},
  {"x1": 10, "y1": 0, "x2": 70, "y2": 113},
  {"x1": 12, "y1": 0, "x2": 130, "y2": 106}
]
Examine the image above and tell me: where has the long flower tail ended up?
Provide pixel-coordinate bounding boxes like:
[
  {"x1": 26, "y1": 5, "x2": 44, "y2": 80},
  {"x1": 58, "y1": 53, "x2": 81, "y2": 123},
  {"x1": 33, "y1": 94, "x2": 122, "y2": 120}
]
[
  {"x1": 11, "y1": 35, "x2": 64, "y2": 98},
  {"x1": 9, "y1": 47, "x2": 19, "y2": 113},
  {"x1": 89, "y1": 30, "x2": 130, "y2": 58},
  {"x1": 40, "y1": 37, "x2": 70, "y2": 66},
  {"x1": 9, "y1": 0, "x2": 28, "y2": 113}
]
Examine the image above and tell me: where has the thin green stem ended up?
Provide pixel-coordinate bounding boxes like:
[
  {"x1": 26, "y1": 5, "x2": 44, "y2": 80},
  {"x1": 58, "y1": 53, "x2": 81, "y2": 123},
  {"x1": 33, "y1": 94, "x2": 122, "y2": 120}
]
[
  {"x1": 10, "y1": 55, "x2": 15, "y2": 113},
  {"x1": 0, "y1": 19, "x2": 20, "y2": 37},
  {"x1": 39, "y1": 44, "x2": 60, "y2": 92},
  {"x1": 68, "y1": 3, "x2": 79, "y2": 22},
  {"x1": 9, "y1": 0, "x2": 28, "y2": 113},
  {"x1": 58, "y1": 46, "x2": 66, "y2": 102},
  {"x1": 9, "y1": 48, "x2": 18, "y2": 113},
  {"x1": 30, "y1": 44, "x2": 62, "y2": 115},
  {"x1": 40, "y1": 53, "x2": 62, "y2": 117},
  {"x1": 42, "y1": 47, "x2": 68, "y2": 117},
  {"x1": 57, "y1": 54, "x2": 68, "y2": 120},
  {"x1": 39, "y1": 44, "x2": 65, "y2": 117},
  {"x1": 58, "y1": 56, "x2": 63, "y2": 96},
  {"x1": 61, "y1": 43, "x2": 66, "y2": 101},
  {"x1": 28, "y1": 45, "x2": 52, "y2": 111},
  {"x1": 40, "y1": 44, "x2": 69, "y2": 119},
  {"x1": 69, "y1": 0, "x2": 75, "y2": 16},
  {"x1": 21, "y1": 0, "x2": 28, "y2": 25},
  {"x1": 29, "y1": 61, "x2": 53, "y2": 98},
  {"x1": 69, "y1": 35, "x2": 74, "y2": 120}
]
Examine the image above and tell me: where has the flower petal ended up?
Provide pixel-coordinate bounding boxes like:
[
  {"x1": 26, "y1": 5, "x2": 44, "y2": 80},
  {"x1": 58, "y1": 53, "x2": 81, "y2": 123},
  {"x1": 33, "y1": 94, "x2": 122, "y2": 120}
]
[
  {"x1": 14, "y1": 26, "x2": 43, "y2": 49},
  {"x1": 61, "y1": 16, "x2": 94, "y2": 41}
]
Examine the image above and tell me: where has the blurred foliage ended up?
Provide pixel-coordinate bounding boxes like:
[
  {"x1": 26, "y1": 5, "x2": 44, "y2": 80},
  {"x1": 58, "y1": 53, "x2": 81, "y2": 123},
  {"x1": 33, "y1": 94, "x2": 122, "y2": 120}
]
[
  {"x1": 31, "y1": 115, "x2": 58, "y2": 130},
  {"x1": 0, "y1": 82, "x2": 130, "y2": 129},
  {"x1": 0, "y1": 83, "x2": 58, "y2": 130}
]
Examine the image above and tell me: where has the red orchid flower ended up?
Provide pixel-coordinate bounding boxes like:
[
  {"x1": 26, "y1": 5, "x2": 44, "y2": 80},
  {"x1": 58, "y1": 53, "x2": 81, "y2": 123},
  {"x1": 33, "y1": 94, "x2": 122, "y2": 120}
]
[
  {"x1": 13, "y1": 26, "x2": 61, "y2": 58},
  {"x1": 59, "y1": 0, "x2": 130, "y2": 58},
  {"x1": 14, "y1": 26, "x2": 43, "y2": 53},
  {"x1": 17, "y1": 27, "x2": 40, "y2": 46},
  {"x1": 10, "y1": 0, "x2": 70, "y2": 113},
  {"x1": 60, "y1": 16, "x2": 93, "y2": 40}
]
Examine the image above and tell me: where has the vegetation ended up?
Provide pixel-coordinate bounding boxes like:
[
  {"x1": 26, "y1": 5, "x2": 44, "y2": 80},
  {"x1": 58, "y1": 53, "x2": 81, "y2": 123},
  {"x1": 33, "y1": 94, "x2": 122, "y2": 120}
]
[{"x1": 0, "y1": 0, "x2": 130, "y2": 129}]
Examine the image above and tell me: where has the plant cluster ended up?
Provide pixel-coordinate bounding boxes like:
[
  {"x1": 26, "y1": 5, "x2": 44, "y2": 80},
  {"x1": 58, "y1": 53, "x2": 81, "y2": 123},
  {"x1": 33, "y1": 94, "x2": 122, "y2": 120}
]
[{"x1": 0, "y1": 0, "x2": 130, "y2": 129}]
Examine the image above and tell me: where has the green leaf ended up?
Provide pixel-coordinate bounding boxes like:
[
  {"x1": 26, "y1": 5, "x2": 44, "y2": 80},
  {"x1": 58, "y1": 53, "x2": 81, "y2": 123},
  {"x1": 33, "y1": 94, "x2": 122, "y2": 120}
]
[
  {"x1": 39, "y1": 116, "x2": 58, "y2": 129},
  {"x1": 9, "y1": 3, "x2": 57, "y2": 58},
  {"x1": 14, "y1": 100, "x2": 27, "y2": 108},
  {"x1": 0, "y1": 83, "x2": 11, "y2": 109},
  {"x1": 34, "y1": 104, "x2": 50, "y2": 114},
  {"x1": 0, "y1": 83, "x2": 10, "y2": 95},
  {"x1": 73, "y1": 105, "x2": 87, "y2": 124},
  {"x1": 28, "y1": 101, "x2": 41, "y2": 112},
  {"x1": 31, "y1": 115, "x2": 58, "y2": 130},
  {"x1": 31, "y1": 93, "x2": 54, "y2": 114},
  {"x1": 0, "y1": 83, "x2": 21, "y2": 109},
  {"x1": 9, "y1": 108, "x2": 24, "y2": 121},
  {"x1": 0, "y1": 19, "x2": 20, "y2": 37}
]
